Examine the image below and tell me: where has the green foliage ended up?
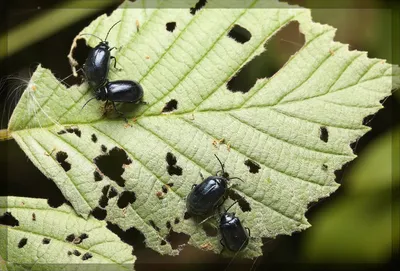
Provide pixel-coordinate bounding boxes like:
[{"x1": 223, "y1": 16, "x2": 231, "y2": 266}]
[
  {"x1": 6, "y1": 0, "x2": 400, "y2": 260},
  {"x1": 0, "y1": 196, "x2": 135, "y2": 270},
  {"x1": 302, "y1": 127, "x2": 399, "y2": 262}
]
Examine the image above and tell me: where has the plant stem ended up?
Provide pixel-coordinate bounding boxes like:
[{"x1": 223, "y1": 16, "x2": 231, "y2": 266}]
[{"x1": 0, "y1": 129, "x2": 12, "y2": 141}]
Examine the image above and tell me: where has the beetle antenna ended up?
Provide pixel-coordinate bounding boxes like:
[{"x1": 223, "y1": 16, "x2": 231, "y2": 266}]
[
  {"x1": 225, "y1": 200, "x2": 238, "y2": 213},
  {"x1": 228, "y1": 177, "x2": 245, "y2": 183},
  {"x1": 79, "y1": 33, "x2": 103, "y2": 42},
  {"x1": 81, "y1": 97, "x2": 96, "y2": 110},
  {"x1": 104, "y1": 20, "x2": 121, "y2": 41},
  {"x1": 214, "y1": 154, "x2": 225, "y2": 175}
]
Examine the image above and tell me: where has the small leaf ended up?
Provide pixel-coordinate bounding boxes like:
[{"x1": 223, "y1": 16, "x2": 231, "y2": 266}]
[
  {"x1": 0, "y1": 197, "x2": 135, "y2": 269},
  {"x1": 7, "y1": 0, "x2": 400, "y2": 257}
]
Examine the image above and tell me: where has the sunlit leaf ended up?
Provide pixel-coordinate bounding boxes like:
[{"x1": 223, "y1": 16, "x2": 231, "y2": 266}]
[
  {"x1": 0, "y1": 196, "x2": 135, "y2": 270},
  {"x1": 7, "y1": 0, "x2": 400, "y2": 257}
]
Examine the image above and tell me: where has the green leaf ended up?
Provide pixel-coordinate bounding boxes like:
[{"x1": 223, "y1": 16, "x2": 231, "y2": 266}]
[
  {"x1": 346, "y1": 126, "x2": 399, "y2": 194},
  {"x1": 301, "y1": 128, "x2": 399, "y2": 262},
  {"x1": 7, "y1": 0, "x2": 400, "y2": 257},
  {"x1": 0, "y1": 196, "x2": 135, "y2": 270}
]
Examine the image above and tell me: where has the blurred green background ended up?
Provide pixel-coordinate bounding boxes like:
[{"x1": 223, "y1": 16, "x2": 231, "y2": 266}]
[{"x1": 0, "y1": 0, "x2": 399, "y2": 270}]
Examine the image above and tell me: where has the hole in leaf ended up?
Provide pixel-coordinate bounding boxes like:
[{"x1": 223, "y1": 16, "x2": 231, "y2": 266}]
[
  {"x1": 0, "y1": 212, "x2": 19, "y2": 226},
  {"x1": 108, "y1": 186, "x2": 118, "y2": 198},
  {"x1": 56, "y1": 151, "x2": 71, "y2": 172},
  {"x1": 32, "y1": 213, "x2": 36, "y2": 221},
  {"x1": 244, "y1": 159, "x2": 260, "y2": 174},
  {"x1": 227, "y1": 21, "x2": 305, "y2": 93},
  {"x1": 166, "y1": 152, "x2": 182, "y2": 176},
  {"x1": 99, "y1": 194, "x2": 109, "y2": 208},
  {"x1": 72, "y1": 233, "x2": 88, "y2": 245},
  {"x1": 79, "y1": 233, "x2": 88, "y2": 241},
  {"x1": 18, "y1": 238, "x2": 27, "y2": 248},
  {"x1": 107, "y1": 222, "x2": 146, "y2": 249},
  {"x1": 166, "y1": 22, "x2": 176, "y2": 32},
  {"x1": 57, "y1": 130, "x2": 66, "y2": 135},
  {"x1": 227, "y1": 24, "x2": 251, "y2": 44},
  {"x1": 94, "y1": 147, "x2": 132, "y2": 187},
  {"x1": 47, "y1": 195, "x2": 66, "y2": 208},
  {"x1": 82, "y1": 252, "x2": 93, "y2": 261},
  {"x1": 66, "y1": 127, "x2": 81, "y2": 137},
  {"x1": 91, "y1": 207, "x2": 107, "y2": 220},
  {"x1": 102, "y1": 185, "x2": 110, "y2": 195},
  {"x1": 320, "y1": 126, "x2": 329, "y2": 143},
  {"x1": 322, "y1": 164, "x2": 328, "y2": 171},
  {"x1": 202, "y1": 223, "x2": 218, "y2": 237},
  {"x1": 149, "y1": 220, "x2": 160, "y2": 232},
  {"x1": 183, "y1": 212, "x2": 192, "y2": 220},
  {"x1": 71, "y1": 38, "x2": 91, "y2": 78},
  {"x1": 162, "y1": 99, "x2": 178, "y2": 113},
  {"x1": 67, "y1": 251, "x2": 72, "y2": 256},
  {"x1": 74, "y1": 129, "x2": 81, "y2": 137},
  {"x1": 166, "y1": 152, "x2": 177, "y2": 165},
  {"x1": 117, "y1": 191, "x2": 136, "y2": 208},
  {"x1": 101, "y1": 145, "x2": 107, "y2": 152},
  {"x1": 160, "y1": 240, "x2": 167, "y2": 246},
  {"x1": 66, "y1": 234, "x2": 75, "y2": 242},
  {"x1": 166, "y1": 221, "x2": 172, "y2": 229},
  {"x1": 228, "y1": 190, "x2": 251, "y2": 212},
  {"x1": 42, "y1": 238, "x2": 51, "y2": 244},
  {"x1": 93, "y1": 170, "x2": 103, "y2": 182},
  {"x1": 174, "y1": 217, "x2": 180, "y2": 224},
  {"x1": 73, "y1": 250, "x2": 81, "y2": 256},
  {"x1": 161, "y1": 183, "x2": 174, "y2": 194},
  {"x1": 166, "y1": 230, "x2": 190, "y2": 249},
  {"x1": 190, "y1": 0, "x2": 207, "y2": 15},
  {"x1": 168, "y1": 165, "x2": 182, "y2": 176},
  {"x1": 91, "y1": 134, "x2": 97, "y2": 143}
]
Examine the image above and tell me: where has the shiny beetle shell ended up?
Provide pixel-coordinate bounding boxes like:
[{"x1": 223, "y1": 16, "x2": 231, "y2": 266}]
[
  {"x1": 220, "y1": 212, "x2": 249, "y2": 252},
  {"x1": 186, "y1": 176, "x2": 228, "y2": 217}
]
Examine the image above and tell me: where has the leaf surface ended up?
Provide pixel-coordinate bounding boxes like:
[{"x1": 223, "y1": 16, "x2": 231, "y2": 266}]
[
  {"x1": 0, "y1": 197, "x2": 135, "y2": 270},
  {"x1": 7, "y1": 0, "x2": 400, "y2": 257}
]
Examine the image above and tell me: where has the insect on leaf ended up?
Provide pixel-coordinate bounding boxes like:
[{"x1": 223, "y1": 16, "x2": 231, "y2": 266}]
[{"x1": 7, "y1": 0, "x2": 400, "y2": 257}]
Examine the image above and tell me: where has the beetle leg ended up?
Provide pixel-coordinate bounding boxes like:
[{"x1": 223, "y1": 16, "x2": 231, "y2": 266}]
[
  {"x1": 136, "y1": 100, "x2": 148, "y2": 105},
  {"x1": 199, "y1": 215, "x2": 213, "y2": 225},
  {"x1": 111, "y1": 101, "x2": 128, "y2": 123},
  {"x1": 102, "y1": 100, "x2": 109, "y2": 116},
  {"x1": 219, "y1": 239, "x2": 225, "y2": 247},
  {"x1": 191, "y1": 184, "x2": 197, "y2": 189},
  {"x1": 229, "y1": 177, "x2": 245, "y2": 183},
  {"x1": 246, "y1": 227, "x2": 251, "y2": 237},
  {"x1": 110, "y1": 56, "x2": 122, "y2": 71},
  {"x1": 199, "y1": 172, "x2": 204, "y2": 180}
]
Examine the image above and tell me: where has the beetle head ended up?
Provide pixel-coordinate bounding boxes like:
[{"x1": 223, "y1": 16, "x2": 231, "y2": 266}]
[
  {"x1": 97, "y1": 41, "x2": 109, "y2": 50},
  {"x1": 95, "y1": 85, "x2": 108, "y2": 101},
  {"x1": 220, "y1": 212, "x2": 236, "y2": 225}
]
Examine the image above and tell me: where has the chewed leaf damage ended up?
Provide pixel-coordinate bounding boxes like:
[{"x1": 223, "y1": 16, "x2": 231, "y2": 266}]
[{"x1": 6, "y1": 0, "x2": 399, "y2": 259}]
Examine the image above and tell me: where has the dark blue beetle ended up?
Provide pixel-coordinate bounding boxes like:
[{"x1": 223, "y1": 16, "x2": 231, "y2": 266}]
[
  {"x1": 82, "y1": 20, "x2": 121, "y2": 89},
  {"x1": 81, "y1": 21, "x2": 145, "y2": 120},
  {"x1": 186, "y1": 155, "x2": 243, "y2": 217},
  {"x1": 219, "y1": 201, "x2": 250, "y2": 252}
]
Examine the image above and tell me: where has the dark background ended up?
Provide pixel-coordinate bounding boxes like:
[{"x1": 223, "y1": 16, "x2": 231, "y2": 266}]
[{"x1": 0, "y1": 0, "x2": 399, "y2": 270}]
